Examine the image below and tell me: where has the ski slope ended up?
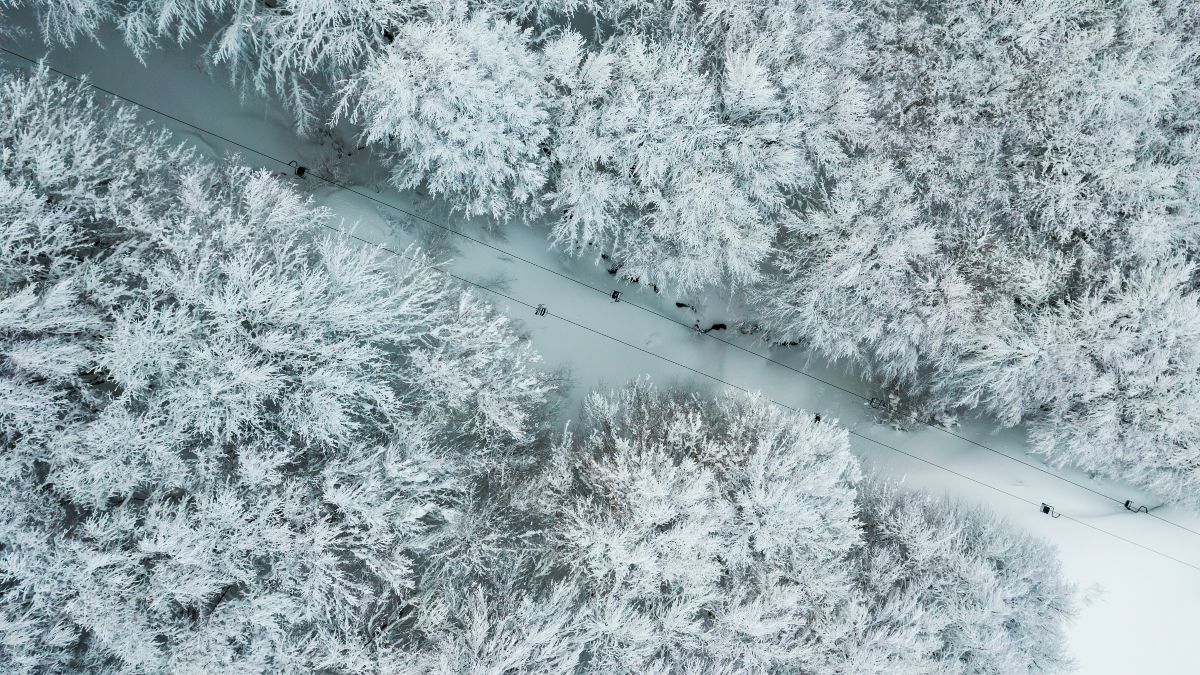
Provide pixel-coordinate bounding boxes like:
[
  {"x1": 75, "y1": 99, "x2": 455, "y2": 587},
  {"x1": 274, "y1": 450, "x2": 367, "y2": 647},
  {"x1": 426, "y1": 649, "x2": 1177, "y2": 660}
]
[{"x1": 3, "y1": 17, "x2": 1198, "y2": 672}]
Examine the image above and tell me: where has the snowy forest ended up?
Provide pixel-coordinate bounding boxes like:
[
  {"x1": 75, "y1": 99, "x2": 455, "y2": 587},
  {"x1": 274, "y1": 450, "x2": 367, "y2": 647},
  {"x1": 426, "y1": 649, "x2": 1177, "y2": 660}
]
[
  {"x1": 0, "y1": 72, "x2": 1075, "y2": 671},
  {"x1": 1, "y1": 0, "x2": 1198, "y2": 672},
  {"x1": 7, "y1": 0, "x2": 1194, "y2": 505}
]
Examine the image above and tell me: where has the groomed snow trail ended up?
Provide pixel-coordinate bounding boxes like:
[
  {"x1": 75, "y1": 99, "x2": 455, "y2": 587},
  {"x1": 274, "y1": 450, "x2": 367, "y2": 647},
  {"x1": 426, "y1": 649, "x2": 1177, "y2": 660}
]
[{"x1": 4, "y1": 18, "x2": 1198, "y2": 673}]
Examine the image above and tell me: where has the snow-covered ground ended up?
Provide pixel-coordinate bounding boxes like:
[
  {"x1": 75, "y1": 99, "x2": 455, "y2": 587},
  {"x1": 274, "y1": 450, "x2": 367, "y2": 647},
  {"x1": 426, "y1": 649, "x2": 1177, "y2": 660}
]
[{"x1": 5, "y1": 19, "x2": 1198, "y2": 672}]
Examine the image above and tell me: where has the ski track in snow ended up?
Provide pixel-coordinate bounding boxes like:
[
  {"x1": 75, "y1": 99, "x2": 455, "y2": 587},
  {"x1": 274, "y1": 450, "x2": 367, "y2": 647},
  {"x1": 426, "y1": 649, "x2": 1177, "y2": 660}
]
[{"x1": 3, "y1": 18, "x2": 1198, "y2": 673}]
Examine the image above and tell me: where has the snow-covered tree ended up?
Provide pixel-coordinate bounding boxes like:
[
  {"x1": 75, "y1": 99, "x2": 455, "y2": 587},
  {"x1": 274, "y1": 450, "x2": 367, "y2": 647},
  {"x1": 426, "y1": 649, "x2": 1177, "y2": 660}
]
[
  {"x1": 0, "y1": 103, "x2": 1077, "y2": 665},
  {"x1": 548, "y1": 381, "x2": 863, "y2": 670},
  {"x1": 865, "y1": 0, "x2": 1198, "y2": 492},
  {"x1": 408, "y1": 381, "x2": 1076, "y2": 673},
  {"x1": 846, "y1": 481, "x2": 1077, "y2": 674},
  {"x1": 754, "y1": 159, "x2": 981, "y2": 385},
  {"x1": 0, "y1": 68, "x2": 551, "y2": 672},
  {"x1": 0, "y1": 10, "x2": 1099, "y2": 668},
  {"x1": 116, "y1": 0, "x2": 427, "y2": 132},
  {"x1": 545, "y1": 35, "x2": 787, "y2": 291},
  {"x1": 534, "y1": 0, "x2": 872, "y2": 293},
  {"x1": 2, "y1": 0, "x2": 114, "y2": 44},
  {"x1": 339, "y1": 10, "x2": 551, "y2": 221},
  {"x1": 747, "y1": 0, "x2": 1200, "y2": 506},
  {"x1": 944, "y1": 262, "x2": 1200, "y2": 507},
  {"x1": 755, "y1": 0, "x2": 1198, "y2": 359},
  {"x1": 406, "y1": 380, "x2": 863, "y2": 671},
  {"x1": 415, "y1": 584, "x2": 583, "y2": 672}
]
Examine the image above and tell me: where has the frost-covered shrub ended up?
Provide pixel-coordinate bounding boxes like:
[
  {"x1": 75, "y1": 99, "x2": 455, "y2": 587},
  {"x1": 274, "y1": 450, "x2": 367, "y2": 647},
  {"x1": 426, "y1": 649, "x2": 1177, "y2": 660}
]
[{"x1": 0, "y1": 69, "x2": 550, "y2": 672}]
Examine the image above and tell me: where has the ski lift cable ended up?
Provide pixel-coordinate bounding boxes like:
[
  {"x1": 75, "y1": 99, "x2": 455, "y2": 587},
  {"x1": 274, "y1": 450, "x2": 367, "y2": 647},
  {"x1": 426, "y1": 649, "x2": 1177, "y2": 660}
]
[{"x1": 5, "y1": 44, "x2": 1199, "y2": 551}]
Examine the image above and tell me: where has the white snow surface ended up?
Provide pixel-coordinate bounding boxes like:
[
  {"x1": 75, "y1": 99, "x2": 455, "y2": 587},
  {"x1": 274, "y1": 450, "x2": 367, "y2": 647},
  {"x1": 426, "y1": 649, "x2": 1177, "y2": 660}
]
[{"x1": 3, "y1": 19, "x2": 1198, "y2": 673}]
